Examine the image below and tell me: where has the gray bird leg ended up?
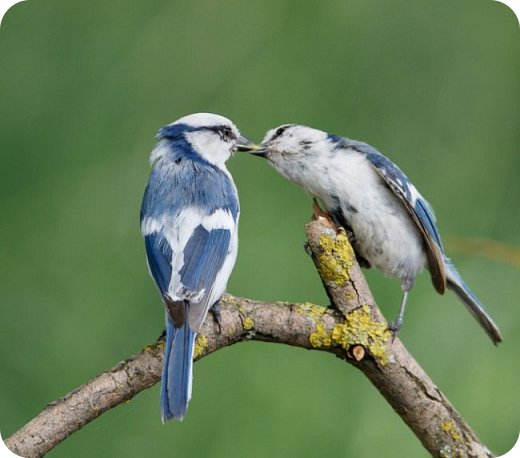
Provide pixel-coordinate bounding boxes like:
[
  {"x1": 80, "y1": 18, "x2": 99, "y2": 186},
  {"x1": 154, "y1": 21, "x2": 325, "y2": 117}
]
[{"x1": 388, "y1": 290, "x2": 410, "y2": 339}]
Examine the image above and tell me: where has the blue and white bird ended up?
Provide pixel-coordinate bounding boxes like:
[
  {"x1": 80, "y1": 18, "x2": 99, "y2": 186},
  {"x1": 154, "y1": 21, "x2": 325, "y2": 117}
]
[
  {"x1": 140, "y1": 113, "x2": 253, "y2": 421},
  {"x1": 251, "y1": 124, "x2": 502, "y2": 344}
]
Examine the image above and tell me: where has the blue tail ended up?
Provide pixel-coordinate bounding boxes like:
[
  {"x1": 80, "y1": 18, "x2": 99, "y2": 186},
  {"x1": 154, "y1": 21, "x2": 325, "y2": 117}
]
[
  {"x1": 161, "y1": 319, "x2": 196, "y2": 422},
  {"x1": 444, "y1": 259, "x2": 502, "y2": 345}
]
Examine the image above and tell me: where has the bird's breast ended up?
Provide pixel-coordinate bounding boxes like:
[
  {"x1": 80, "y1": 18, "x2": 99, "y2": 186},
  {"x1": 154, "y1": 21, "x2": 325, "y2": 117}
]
[{"x1": 314, "y1": 153, "x2": 427, "y2": 281}]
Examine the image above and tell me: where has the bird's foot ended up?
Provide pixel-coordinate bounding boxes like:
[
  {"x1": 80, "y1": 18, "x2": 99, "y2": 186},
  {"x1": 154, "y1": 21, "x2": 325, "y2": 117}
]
[
  {"x1": 387, "y1": 317, "x2": 403, "y2": 342},
  {"x1": 345, "y1": 228, "x2": 356, "y2": 245},
  {"x1": 210, "y1": 301, "x2": 222, "y2": 334},
  {"x1": 355, "y1": 253, "x2": 371, "y2": 269}
]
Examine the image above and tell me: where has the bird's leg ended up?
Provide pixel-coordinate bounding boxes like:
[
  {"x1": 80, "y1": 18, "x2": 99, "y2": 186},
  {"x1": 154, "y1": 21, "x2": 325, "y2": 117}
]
[
  {"x1": 388, "y1": 290, "x2": 409, "y2": 340},
  {"x1": 345, "y1": 228, "x2": 356, "y2": 244},
  {"x1": 210, "y1": 300, "x2": 222, "y2": 333}
]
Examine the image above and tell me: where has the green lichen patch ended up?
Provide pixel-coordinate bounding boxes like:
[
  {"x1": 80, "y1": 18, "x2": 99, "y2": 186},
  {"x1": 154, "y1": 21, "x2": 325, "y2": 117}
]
[
  {"x1": 194, "y1": 334, "x2": 208, "y2": 359},
  {"x1": 317, "y1": 231, "x2": 354, "y2": 286},
  {"x1": 331, "y1": 305, "x2": 391, "y2": 364},
  {"x1": 310, "y1": 323, "x2": 332, "y2": 348}
]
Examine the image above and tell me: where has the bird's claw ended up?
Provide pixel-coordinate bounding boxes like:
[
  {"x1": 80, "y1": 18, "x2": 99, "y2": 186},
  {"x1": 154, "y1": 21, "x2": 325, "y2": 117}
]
[
  {"x1": 387, "y1": 318, "x2": 403, "y2": 342},
  {"x1": 210, "y1": 301, "x2": 222, "y2": 334}
]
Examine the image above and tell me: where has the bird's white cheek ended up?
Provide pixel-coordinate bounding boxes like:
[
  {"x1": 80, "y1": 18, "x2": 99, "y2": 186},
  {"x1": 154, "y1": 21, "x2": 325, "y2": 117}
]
[{"x1": 185, "y1": 131, "x2": 231, "y2": 165}]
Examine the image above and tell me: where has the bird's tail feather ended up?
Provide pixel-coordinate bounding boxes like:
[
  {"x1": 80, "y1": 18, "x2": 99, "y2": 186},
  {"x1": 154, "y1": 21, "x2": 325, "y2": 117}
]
[
  {"x1": 161, "y1": 319, "x2": 196, "y2": 422},
  {"x1": 445, "y1": 259, "x2": 502, "y2": 345}
]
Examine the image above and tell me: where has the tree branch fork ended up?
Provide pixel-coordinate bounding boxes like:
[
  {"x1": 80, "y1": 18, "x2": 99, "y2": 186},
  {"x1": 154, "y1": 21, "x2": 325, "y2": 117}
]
[{"x1": 5, "y1": 218, "x2": 494, "y2": 458}]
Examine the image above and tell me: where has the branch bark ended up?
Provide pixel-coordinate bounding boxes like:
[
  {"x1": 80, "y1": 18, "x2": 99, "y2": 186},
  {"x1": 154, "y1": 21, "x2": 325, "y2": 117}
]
[{"x1": 5, "y1": 218, "x2": 494, "y2": 458}]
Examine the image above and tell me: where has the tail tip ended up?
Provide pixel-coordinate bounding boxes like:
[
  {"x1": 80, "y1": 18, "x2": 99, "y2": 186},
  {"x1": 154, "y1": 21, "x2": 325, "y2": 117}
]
[
  {"x1": 491, "y1": 330, "x2": 503, "y2": 346},
  {"x1": 161, "y1": 410, "x2": 186, "y2": 423}
]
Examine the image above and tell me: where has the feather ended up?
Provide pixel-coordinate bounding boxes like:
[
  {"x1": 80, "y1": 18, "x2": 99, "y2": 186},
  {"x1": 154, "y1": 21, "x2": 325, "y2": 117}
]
[
  {"x1": 161, "y1": 318, "x2": 196, "y2": 421},
  {"x1": 445, "y1": 260, "x2": 502, "y2": 344},
  {"x1": 351, "y1": 141, "x2": 446, "y2": 293}
]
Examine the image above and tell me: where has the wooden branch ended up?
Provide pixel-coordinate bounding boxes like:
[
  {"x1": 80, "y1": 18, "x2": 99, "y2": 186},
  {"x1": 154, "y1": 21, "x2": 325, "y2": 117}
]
[
  {"x1": 305, "y1": 218, "x2": 493, "y2": 458},
  {"x1": 5, "y1": 295, "x2": 341, "y2": 458},
  {"x1": 5, "y1": 218, "x2": 494, "y2": 458}
]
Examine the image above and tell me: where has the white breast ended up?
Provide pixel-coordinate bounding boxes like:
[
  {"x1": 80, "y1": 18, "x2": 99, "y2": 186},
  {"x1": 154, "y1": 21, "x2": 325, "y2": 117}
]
[{"x1": 280, "y1": 149, "x2": 427, "y2": 283}]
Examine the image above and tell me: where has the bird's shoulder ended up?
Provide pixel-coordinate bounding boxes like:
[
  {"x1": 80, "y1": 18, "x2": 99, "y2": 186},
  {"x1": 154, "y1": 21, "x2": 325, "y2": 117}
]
[{"x1": 329, "y1": 135, "x2": 413, "y2": 199}]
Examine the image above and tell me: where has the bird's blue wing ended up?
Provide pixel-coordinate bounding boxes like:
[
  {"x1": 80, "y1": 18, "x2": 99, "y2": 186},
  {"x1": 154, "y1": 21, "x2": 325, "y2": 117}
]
[
  {"x1": 143, "y1": 213, "x2": 234, "y2": 328},
  {"x1": 343, "y1": 138, "x2": 446, "y2": 293},
  {"x1": 144, "y1": 233, "x2": 173, "y2": 296},
  {"x1": 177, "y1": 220, "x2": 234, "y2": 331},
  {"x1": 414, "y1": 197, "x2": 443, "y2": 251},
  {"x1": 179, "y1": 225, "x2": 231, "y2": 293}
]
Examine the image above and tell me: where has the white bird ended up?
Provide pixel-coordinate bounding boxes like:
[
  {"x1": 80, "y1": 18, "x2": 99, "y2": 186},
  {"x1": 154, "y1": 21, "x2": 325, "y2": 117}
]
[{"x1": 250, "y1": 124, "x2": 502, "y2": 344}]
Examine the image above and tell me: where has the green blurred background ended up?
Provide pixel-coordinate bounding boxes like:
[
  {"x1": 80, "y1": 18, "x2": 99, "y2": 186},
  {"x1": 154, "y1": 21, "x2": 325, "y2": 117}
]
[{"x1": 1, "y1": 0, "x2": 519, "y2": 456}]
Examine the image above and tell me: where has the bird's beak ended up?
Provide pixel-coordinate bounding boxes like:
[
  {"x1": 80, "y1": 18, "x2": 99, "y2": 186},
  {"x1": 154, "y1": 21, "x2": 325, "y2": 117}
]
[{"x1": 236, "y1": 136, "x2": 267, "y2": 157}]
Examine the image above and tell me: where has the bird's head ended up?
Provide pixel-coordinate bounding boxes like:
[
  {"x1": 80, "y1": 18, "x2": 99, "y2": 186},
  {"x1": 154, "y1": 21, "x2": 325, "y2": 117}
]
[
  {"x1": 253, "y1": 124, "x2": 330, "y2": 160},
  {"x1": 154, "y1": 113, "x2": 254, "y2": 166},
  {"x1": 245, "y1": 125, "x2": 333, "y2": 185}
]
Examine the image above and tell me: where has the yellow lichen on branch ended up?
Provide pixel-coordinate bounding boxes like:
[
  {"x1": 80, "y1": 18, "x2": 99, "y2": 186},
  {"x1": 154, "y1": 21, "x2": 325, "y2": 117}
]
[
  {"x1": 317, "y1": 230, "x2": 354, "y2": 287},
  {"x1": 309, "y1": 323, "x2": 332, "y2": 348},
  {"x1": 194, "y1": 334, "x2": 208, "y2": 359},
  {"x1": 243, "y1": 317, "x2": 255, "y2": 331},
  {"x1": 308, "y1": 305, "x2": 391, "y2": 364},
  {"x1": 331, "y1": 305, "x2": 391, "y2": 364},
  {"x1": 440, "y1": 420, "x2": 462, "y2": 443},
  {"x1": 295, "y1": 302, "x2": 327, "y2": 320}
]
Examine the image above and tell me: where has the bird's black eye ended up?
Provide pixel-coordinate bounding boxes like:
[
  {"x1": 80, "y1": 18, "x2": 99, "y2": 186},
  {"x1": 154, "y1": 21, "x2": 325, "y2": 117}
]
[
  {"x1": 220, "y1": 126, "x2": 233, "y2": 141},
  {"x1": 273, "y1": 126, "x2": 287, "y2": 138}
]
